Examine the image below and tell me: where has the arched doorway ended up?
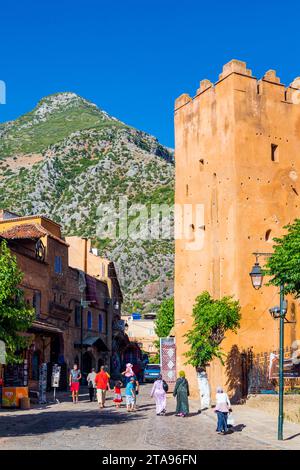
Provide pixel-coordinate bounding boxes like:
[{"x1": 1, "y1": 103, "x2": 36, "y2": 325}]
[
  {"x1": 82, "y1": 351, "x2": 95, "y2": 376},
  {"x1": 97, "y1": 358, "x2": 104, "y2": 372},
  {"x1": 32, "y1": 350, "x2": 41, "y2": 381},
  {"x1": 50, "y1": 335, "x2": 61, "y2": 363}
]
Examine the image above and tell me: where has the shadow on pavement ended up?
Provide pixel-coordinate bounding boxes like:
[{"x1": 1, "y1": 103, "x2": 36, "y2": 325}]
[
  {"x1": 136, "y1": 404, "x2": 156, "y2": 410},
  {"x1": 284, "y1": 432, "x2": 300, "y2": 441},
  {"x1": 0, "y1": 408, "x2": 147, "y2": 438},
  {"x1": 231, "y1": 424, "x2": 246, "y2": 432},
  {"x1": 163, "y1": 411, "x2": 200, "y2": 418}
]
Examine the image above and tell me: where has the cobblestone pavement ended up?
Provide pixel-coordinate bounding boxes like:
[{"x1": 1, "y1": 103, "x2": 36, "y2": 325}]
[{"x1": 0, "y1": 385, "x2": 299, "y2": 450}]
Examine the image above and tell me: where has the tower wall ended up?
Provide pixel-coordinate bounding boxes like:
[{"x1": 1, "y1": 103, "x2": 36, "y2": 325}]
[{"x1": 174, "y1": 60, "x2": 300, "y2": 399}]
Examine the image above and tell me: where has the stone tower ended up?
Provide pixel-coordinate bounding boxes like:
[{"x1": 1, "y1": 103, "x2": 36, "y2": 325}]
[{"x1": 174, "y1": 60, "x2": 300, "y2": 398}]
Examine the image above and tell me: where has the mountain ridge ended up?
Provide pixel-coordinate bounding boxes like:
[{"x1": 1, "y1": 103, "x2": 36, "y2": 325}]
[{"x1": 0, "y1": 92, "x2": 175, "y2": 313}]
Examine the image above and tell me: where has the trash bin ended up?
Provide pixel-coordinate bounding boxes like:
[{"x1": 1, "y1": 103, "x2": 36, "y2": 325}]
[{"x1": 20, "y1": 397, "x2": 30, "y2": 410}]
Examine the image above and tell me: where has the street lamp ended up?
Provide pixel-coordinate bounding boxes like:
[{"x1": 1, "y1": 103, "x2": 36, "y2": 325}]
[
  {"x1": 249, "y1": 257, "x2": 264, "y2": 290},
  {"x1": 249, "y1": 252, "x2": 285, "y2": 441},
  {"x1": 269, "y1": 301, "x2": 288, "y2": 320}
]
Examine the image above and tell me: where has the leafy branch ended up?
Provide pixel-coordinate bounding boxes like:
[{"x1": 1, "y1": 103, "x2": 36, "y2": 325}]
[{"x1": 184, "y1": 291, "x2": 241, "y2": 368}]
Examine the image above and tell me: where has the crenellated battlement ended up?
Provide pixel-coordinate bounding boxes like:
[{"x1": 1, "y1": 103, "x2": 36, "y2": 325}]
[
  {"x1": 175, "y1": 59, "x2": 300, "y2": 111},
  {"x1": 218, "y1": 59, "x2": 252, "y2": 80}
]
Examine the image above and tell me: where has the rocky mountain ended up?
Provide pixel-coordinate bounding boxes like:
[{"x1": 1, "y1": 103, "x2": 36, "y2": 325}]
[{"x1": 0, "y1": 92, "x2": 174, "y2": 313}]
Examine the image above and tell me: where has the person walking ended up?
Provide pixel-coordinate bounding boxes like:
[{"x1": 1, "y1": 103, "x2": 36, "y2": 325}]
[
  {"x1": 150, "y1": 374, "x2": 167, "y2": 416},
  {"x1": 173, "y1": 371, "x2": 189, "y2": 417},
  {"x1": 121, "y1": 363, "x2": 134, "y2": 385},
  {"x1": 69, "y1": 364, "x2": 82, "y2": 404},
  {"x1": 214, "y1": 386, "x2": 231, "y2": 434},
  {"x1": 113, "y1": 380, "x2": 123, "y2": 409},
  {"x1": 95, "y1": 366, "x2": 110, "y2": 409},
  {"x1": 87, "y1": 368, "x2": 96, "y2": 402},
  {"x1": 125, "y1": 377, "x2": 136, "y2": 412},
  {"x1": 132, "y1": 376, "x2": 140, "y2": 411}
]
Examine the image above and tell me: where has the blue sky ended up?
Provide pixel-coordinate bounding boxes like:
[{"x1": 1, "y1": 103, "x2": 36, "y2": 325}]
[{"x1": 1, "y1": 0, "x2": 300, "y2": 147}]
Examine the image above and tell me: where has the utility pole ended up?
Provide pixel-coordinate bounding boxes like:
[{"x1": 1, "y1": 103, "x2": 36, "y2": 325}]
[
  {"x1": 78, "y1": 270, "x2": 87, "y2": 374},
  {"x1": 278, "y1": 284, "x2": 285, "y2": 440},
  {"x1": 80, "y1": 293, "x2": 84, "y2": 373},
  {"x1": 249, "y1": 252, "x2": 287, "y2": 441}
]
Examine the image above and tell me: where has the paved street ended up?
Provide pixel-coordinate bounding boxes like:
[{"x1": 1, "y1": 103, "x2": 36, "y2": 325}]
[{"x1": 0, "y1": 384, "x2": 300, "y2": 450}]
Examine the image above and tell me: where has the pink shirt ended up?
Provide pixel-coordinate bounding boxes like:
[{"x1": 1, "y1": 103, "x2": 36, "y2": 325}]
[
  {"x1": 215, "y1": 392, "x2": 231, "y2": 412},
  {"x1": 124, "y1": 365, "x2": 134, "y2": 377}
]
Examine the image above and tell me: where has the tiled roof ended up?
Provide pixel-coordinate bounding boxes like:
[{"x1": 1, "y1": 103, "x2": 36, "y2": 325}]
[
  {"x1": 0, "y1": 223, "x2": 69, "y2": 246},
  {"x1": 0, "y1": 223, "x2": 47, "y2": 240},
  {"x1": 0, "y1": 212, "x2": 61, "y2": 227}
]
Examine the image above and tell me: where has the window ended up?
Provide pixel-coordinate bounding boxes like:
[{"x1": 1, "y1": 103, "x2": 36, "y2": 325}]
[
  {"x1": 33, "y1": 292, "x2": 41, "y2": 318},
  {"x1": 75, "y1": 305, "x2": 81, "y2": 327},
  {"x1": 54, "y1": 255, "x2": 62, "y2": 274},
  {"x1": 35, "y1": 239, "x2": 45, "y2": 262},
  {"x1": 265, "y1": 229, "x2": 272, "y2": 242},
  {"x1": 87, "y1": 311, "x2": 92, "y2": 330},
  {"x1": 271, "y1": 144, "x2": 279, "y2": 162},
  {"x1": 98, "y1": 314, "x2": 103, "y2": 333}
]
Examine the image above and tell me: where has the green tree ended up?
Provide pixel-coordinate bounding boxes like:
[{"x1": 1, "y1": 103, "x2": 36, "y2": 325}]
[
  {"x1": 153, "y1": 297, "x2": 174, "y2": 362},
  {"x1": 0, "y1": 240, "x2": 35, "y2": 364},
  {"x1": 184, "y1": 291, "x2": 241, "y2": 368},
  {"x1": 154, "y1": 297, "x2": 174, "y2": 340},
  {"x1": 265, "y1": 219, "x2": 300, "y2": 297}
]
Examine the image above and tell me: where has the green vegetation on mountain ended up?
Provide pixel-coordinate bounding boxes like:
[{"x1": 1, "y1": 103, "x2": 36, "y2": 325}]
[
  {"x1": 0, "y1": 92, "x2": 174, "y2": 313},
  {"x1": 0, "y1": 93, "x2": 126, "y2": 158}
]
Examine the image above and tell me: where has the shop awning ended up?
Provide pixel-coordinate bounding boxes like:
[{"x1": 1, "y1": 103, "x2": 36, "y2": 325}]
[
  {"x1": 74, "y1": 336, "x2": 109, "y2": 352},
  {"x1": 28, "y1": 320, "x2": 63, "y2": 335}
]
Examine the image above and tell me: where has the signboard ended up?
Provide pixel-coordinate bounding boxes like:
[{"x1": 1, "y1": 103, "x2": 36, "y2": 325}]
[
  {"x1": 269, "y1": 348, "x2": 300, "y2": 379},
  {"x1": 51, "y1": 364, "x2": 61, "y2": 388},
  {"x1": 4, "y1": 361, "x2": 28, "y2": 387},
  {"x1": 160, "y1": 337, "x2": 176, "y2": 388},
  {"x1": 0, "y1": 340, "x2": 6, "y2": 364},
  {"x1": 2, "y1": 387, "x2": 28, "y2": 408}
]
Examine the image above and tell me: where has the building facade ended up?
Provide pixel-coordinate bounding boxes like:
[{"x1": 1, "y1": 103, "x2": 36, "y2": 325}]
[
  {"x1": 122, "y1": 314, "x2": 158, "y2": 355},
  {"x1": 0, "y1": 211, "x2": 119, "y2": 390},
  {"x1": 174, "y1": 60, "x2": 300, "y2": 399},
  {"x1": 66, "y1": 236, "x2": 127, "y2": 377}
]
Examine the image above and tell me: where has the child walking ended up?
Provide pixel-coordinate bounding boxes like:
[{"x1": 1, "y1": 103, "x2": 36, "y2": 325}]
[
  {"x1": 113, "y1": 380, "x2": 123, "y2": 408},
  {"x1": 125, "y1": 377, "x2": 136, "y2": 412}
]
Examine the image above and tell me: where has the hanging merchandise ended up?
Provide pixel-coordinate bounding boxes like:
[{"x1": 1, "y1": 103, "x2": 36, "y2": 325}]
[{"x1": 39, "y1": 363, "x2": 47, "y2": 404}]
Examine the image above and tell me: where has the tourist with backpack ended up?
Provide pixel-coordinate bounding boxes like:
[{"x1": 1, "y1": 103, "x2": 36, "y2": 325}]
[{"x1": 150, "y1": 374, "x2": 168, "y2": 416}]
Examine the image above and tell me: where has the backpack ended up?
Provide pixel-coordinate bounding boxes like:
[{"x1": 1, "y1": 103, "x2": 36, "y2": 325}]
[{"x1": 163, "y1": 380, "x2": 169, "y2": 392}]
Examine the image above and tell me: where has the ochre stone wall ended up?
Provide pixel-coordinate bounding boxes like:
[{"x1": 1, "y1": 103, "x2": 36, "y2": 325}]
[{"x1": 174, "y1": 59, "x2": 300, "y2": 399}]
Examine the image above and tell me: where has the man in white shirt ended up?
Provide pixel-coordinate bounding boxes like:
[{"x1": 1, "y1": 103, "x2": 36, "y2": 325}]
[{"x1": 87, "y1": 368, "x2": 97, "y2": 402}]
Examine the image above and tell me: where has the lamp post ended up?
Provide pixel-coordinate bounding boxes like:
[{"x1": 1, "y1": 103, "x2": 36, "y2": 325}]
[
  {"x1": 78, "y1": 272, "x2": 87, "y2": 373},
  {"x1": 249, "y1": 252, "x2": 285, "y2": 440}
]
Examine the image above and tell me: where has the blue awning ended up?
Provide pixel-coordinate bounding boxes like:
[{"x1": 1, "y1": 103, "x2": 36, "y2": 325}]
[{"x1": 74, "y1": 336, "x2": 109, "y2": 352}]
